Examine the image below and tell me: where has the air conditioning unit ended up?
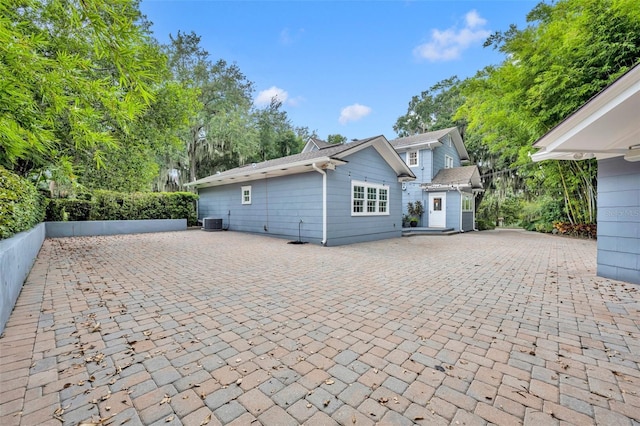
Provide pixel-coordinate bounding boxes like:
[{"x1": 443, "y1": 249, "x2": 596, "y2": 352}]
[{"x1": 202, "y1": 217, "x2": 223, "y2": 232}]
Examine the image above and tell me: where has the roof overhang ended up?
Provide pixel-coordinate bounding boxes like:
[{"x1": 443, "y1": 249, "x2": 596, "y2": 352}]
[
  {"x1": 394, "y1": 141, "x2": 443, "y2": 152},
  {"x1": 186, "y1": 157, "x2": 347, "y2": 189},
  {"x1": 532, "y1": 64, "x2": 640, "y2": 162}
]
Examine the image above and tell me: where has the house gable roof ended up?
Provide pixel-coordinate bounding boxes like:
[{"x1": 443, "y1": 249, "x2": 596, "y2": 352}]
[
  {"x1": 532, "y1": 63, "x2": 640, "y2": 162},
  {"x1": 423, "y1": 165, "x2": 483, "y2": 191},
  {"x1": 301, "y1": 137, "x2": 332, "y2": 153},
  {"x1": 391, "y1": 127, "x2": 470, "y2": 162},
  {"x1": 187, "y1": 135, "x2": 416, "y2": 189}
]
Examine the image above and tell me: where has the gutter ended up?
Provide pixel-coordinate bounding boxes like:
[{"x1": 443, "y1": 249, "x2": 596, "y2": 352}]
[{"x1": 312, "y1": 163, "x2": 327, "y2": 246}]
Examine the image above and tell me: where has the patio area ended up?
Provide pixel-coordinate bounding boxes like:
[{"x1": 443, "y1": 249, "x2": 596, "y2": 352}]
[{"x1": 1, "y1": 229, "x2": 639, "y2": 425}]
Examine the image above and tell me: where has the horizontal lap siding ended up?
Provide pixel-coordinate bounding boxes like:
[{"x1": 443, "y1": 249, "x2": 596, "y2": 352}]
[
  {"x1": 326, "y1": 146, "x2": 403, "y2": 245},
  {"x1": 445, "y1": 191, "x2": 461, "y2": 231},
  {"x1": 402, "y1": 149, "x2": 432, "y2": 224},
  {"x1": 462, "y1": 211, "x2": 474, "y2": 231},
  {"x1": 597, "y1": 157, "x2": 640, "y2": 284},
  {"x1": 198, "y1": 173, "x2": 323, "y2": 244}
]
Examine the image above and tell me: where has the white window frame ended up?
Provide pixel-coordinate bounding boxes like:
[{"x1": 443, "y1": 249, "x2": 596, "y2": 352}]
[
  {"x1": 445, "y1": 155, "x2": 454, "y2": 169},
  {"x1": 407, "y1": 150, "x2": 419, "y2": 167},
  {"x1": 241, "y1": 185, "x2": 252, "y2": 205},
  {"x1": 462, "y1": 194, "x2": 473, "y2": 212},
  {"x1": 351, "y1": 180, "x2": 390, "y2": 216}
]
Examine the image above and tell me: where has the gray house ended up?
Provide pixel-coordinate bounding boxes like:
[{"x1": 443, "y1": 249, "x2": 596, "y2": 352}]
[
  {"x1": 532, "y1": 64, "x2": 640, "y2": 284},
  {"x1": 188, "y1": 136, "x2": 415, "y2": 246},
  {"x1": 391, "y1": 127, "x2": 483, "y2": 232}
]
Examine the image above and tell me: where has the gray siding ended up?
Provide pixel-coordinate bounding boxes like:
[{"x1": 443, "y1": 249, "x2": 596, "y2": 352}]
[
  {"x1": 445, "y1": 191, "x2": 462, "y2": 231},
  {"x1": 462, "y1": 212, "x2": 474, "y2": 231},
  {"x1": 326, "y1": 146, "x2": 403, "y2": 245},
  {"x1": 597, "y1": 157, "x2": 640, "y2": 284},
  {"x1": 432, "y1": 136, "x2": 462, "y2": 176},
  {"x1": 198, "y1": 172, "x2": 324, "y2": 244},
  {"x1": 401, "y1": 149, "x2": 432, "y2": 223}
]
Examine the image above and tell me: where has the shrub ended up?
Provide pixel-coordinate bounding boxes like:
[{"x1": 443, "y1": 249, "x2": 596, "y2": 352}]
[
  {"x1": 46, "y1": 190, "x2": 199, "y2": 225},
  {"x1": 0, "y1": 167, "x2": 46, "y2": 239},
  {"x1": 553, "y1": 222, "x2": 597, "y2": 239}
]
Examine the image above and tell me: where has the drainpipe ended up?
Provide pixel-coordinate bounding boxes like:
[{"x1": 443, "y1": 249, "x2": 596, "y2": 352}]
[{"x1": 312, "y1": 163, "x2": 327, "y2": 246}]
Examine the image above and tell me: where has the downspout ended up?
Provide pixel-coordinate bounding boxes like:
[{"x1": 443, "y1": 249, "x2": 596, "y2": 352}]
[{"x1": 312, "y1": 163, "x2": 327, "y2": 246}]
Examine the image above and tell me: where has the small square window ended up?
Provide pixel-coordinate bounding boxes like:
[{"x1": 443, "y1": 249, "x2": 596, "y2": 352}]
[{"x1": 241, "y1": 185, "x2": 251, "y2": 204}]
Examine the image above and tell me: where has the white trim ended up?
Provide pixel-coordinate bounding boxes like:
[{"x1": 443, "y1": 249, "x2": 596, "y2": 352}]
[
  {"x1": 407, "y1": 150, "x2": 419, "y2": 167},
  {"x1": 445, "y1": 155, "x2": 454, "y2": 169},
  {"x1": 351, "y1": 180, "x2": 390, "y2": 216},
  {"x1": 312, "y1": 163, "x2": 327, "y2": 246},
  {"x1": 462, "y1": 194, "x2": 473, "y2": 212},
  {"x1": 241, "y1": 186, "x2": 252, "y2": 205}
]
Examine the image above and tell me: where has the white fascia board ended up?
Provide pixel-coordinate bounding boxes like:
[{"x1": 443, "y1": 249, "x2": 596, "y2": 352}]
[
  {"x1": 395, "y1": 141, "x2": 442, "y2": 151},
  {"x1": 188, "y1": 156, "x2": 339, "y2": 188}
]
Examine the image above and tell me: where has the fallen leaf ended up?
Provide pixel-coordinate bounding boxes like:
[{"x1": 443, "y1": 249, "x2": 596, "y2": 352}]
[
  {"x1": 236, "y1": 378, "x2": 242, "y2": 385},
  {"x1": 160, "y1": 394, "x2": 171, "y2": 405},
  {"x1": 165, "y1": 415, "x2": 174, "y2": 422},
  {"x1": 325, "y1": 379, "x2": 335, "y2": 385},
  {"x1": 200, "y1": 413, "x2": 212, "y2": 425}
]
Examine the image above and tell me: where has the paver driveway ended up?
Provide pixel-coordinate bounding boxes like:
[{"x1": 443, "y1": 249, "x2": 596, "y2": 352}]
[{"x1": 1, "y1": 229, "x2": 639, "y2": 425}]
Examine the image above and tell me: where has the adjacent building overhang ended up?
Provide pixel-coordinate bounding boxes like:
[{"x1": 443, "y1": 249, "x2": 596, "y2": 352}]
[{"x1": 532, "y1": 64, "x2": 640, "y2": 162}]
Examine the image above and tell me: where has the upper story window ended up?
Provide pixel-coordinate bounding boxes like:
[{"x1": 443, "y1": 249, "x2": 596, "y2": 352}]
[
  {"x1": 352, "y1": 181, "x2": 389, "y2": 216},
  {"x1": 407, "y1": 150, "x2": 419, "y2": 167},
  {"x1": 445, "y1": 155, "x2": 454, "y2": 169},
  {"x1": 241, "y1": 185, "x2": 252, "y2": 204}
]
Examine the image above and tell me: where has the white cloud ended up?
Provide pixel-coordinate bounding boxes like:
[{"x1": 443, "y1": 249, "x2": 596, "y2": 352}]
[
  {"x1": 465, "y1": 10, "x2": 487, "y2": 29},
  {"x1": 413, "y1": 9, "x2": 490, "y2": 62},
  {"x1": 254, "y1": 86, "x2": 289, "y2": 106},
  {"x1": 280, "y1": 27, "x2": 304, "y2": 45},
  {"x1": 339, "y1": 103, "x2": 372, "y2": 125}
]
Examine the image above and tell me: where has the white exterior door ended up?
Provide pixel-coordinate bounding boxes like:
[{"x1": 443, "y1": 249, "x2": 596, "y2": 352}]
[{"x1": 428, "y1": 192, "x2": 446, "y2": 228}]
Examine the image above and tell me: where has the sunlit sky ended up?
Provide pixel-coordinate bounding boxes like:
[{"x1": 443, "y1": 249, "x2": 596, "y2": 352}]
[{"x1": 140, "y1": 0, "x2": 538, "y2": 141}]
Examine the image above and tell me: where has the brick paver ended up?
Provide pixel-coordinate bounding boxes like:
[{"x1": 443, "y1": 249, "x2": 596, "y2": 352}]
[{"x1": 1, "y1": 229, "x2": 639, "y2": 425}]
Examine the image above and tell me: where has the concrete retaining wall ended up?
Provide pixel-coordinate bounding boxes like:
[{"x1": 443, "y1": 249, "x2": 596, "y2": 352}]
[
  {"x1": 46, "y1": 219, "x2": 187, "y2": 238},
  {"x1": 0, "y1": 223, "x2": 45, "y2": 334}
]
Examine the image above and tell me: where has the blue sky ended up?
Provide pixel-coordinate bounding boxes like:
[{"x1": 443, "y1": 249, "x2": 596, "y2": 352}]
[{"x1": 140, "y1": 0, "x2": 538, "y2": 141}]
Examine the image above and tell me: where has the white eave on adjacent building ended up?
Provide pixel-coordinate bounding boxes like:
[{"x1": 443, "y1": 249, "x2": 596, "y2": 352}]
[{"x1": 531, "y1": 63, "x2": 640, "y2": 163}]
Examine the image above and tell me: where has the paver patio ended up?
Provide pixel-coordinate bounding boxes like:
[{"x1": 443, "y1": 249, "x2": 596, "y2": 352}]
[{"x1": 1, "y1": 229, "x2": 639, "y2": 425}]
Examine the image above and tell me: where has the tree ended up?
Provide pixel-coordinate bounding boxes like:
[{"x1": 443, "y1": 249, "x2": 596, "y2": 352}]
[
  {"x1": 0, "y1": 0, "x2": 164, "y2": 178},
  {"x1": 394, "y1": 77, "x2": 466, "y2": 137},
  {"x1": 165, "y1": 31, "x2": 257, "y2": 182},
  {"x1": 456, "y1": 0, "x2": 640, "y2": 226},
  {"x1": 327, "y1": 134, "x2": 347, "y2": 145}
]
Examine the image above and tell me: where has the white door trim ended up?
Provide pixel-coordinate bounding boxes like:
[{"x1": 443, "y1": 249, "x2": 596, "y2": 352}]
[{"x1": 428, "y1": 192, "x2": 446, "y2": 228}]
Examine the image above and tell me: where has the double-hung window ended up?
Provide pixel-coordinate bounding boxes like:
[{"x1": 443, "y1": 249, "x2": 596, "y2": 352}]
[
  {"x1": 241, "y1": 185, "x2": 252, "y2": 204},
  {"x1": 352, "y1": 181, "x2": 389, "y2": 216},
  {"x1": 407, "y1": 151, "x2": 419, "y2": 167},
  {"x1": 445, "y1": 155, "x2": 454, "y2": 169}
]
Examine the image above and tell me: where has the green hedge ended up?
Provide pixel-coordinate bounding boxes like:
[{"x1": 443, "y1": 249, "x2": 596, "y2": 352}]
[
  {"x1": 46, "y1": 190, "x2": 198, "y2": 226},
  {"x1": 0, "y1": 167, "x2": 46, "y2": 240}
]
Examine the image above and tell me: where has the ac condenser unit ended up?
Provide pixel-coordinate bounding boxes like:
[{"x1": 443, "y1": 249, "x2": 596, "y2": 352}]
[{"x1": 202, "y1": 217, "x2": 223, "y2": 232}]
